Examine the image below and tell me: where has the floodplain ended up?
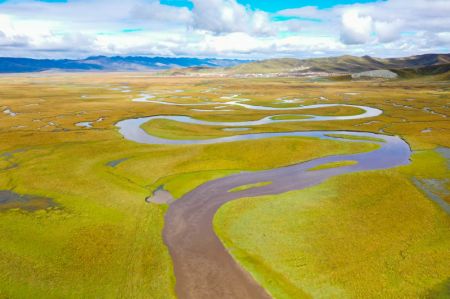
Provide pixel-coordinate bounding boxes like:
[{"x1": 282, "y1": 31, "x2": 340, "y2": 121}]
[{"x1": 0, "y1": 73, "x2": 449, "y2": 298}]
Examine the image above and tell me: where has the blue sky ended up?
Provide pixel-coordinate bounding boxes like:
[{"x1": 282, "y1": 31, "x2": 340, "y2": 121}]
[{"x1": 0, "y1": 0, "x2": 448, "y2": 59}]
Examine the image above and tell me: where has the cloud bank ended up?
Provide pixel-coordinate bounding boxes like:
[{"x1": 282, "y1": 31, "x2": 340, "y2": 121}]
[{"x1": 0, "y1": 0, "x2": 448, "y2": 58}]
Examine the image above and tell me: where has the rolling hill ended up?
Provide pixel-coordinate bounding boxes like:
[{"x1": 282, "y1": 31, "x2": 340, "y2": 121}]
[
  {"x1": 391, "y1": 63, "x2": 450, "y2": 80},
  {"x1": 225, "y1": 53, "x2": 450, "y2": 75}
]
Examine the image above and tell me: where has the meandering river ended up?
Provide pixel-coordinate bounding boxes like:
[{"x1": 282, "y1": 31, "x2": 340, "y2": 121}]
[{"x1": 116, "y1": 102, "x2": 411, "y2": 299}]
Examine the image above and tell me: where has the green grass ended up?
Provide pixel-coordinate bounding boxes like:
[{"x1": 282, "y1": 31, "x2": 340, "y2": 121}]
[
  {"x1": 326, "y1": 133, "x2": 385, "y2": 143},
  {"x1": 0, "y1": 136, "x2": 375, "y2": 297},
  {"x1": 141, "y1": 119, "x2": 236, "y2": 140},
  {"x1": 308, "y1": 160, "x2": 357, "y2": 171},
  {"x1": 0, "y1": 75, "x2": 381, "y2": 297},
  {"x1": 214, "y1": 151, "x2": 450, "y2": 298},
  {"x1": 150, "y1": 170, "x2": 237, "y2": 199},
  {"x1": 228, "y1": 181, "x2": 272, "y2": 192},
  {"x1": 0, "y1": 140, "x2": 177, "y2": 299},
  {"x1": 271, "y1": 115, "x2": 311, "y2": 121},
  {"x1": 0, "y1": 74, "x2": 448, "y2": 298}
]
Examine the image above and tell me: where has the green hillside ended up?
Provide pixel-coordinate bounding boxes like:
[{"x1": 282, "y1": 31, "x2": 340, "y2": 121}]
[
  {"x1": 391, "y1": 63, "x2": 450, "y2": 80},
  {"x1": 226, "y1": 53, "x2": 450, "y2": 74}
]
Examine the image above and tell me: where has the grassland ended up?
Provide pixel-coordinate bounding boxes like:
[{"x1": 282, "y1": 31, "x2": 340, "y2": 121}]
[
  {"x1": 307, "y1": 160, "x2": 358, "y2": 171},
  {"x1": 0, "y1": 73, "x2": 448, "y2": 298},
  {"x1": 229, "y1": 182, "x2": 272, "y2": 192},
  {"x1": 271, "y1": 115, "x2": 312, "y2": 121},
  {"x1": 325, "y1": 133, "x2": 385, "y2": 143},
  {"x1": 214, "y1": 149, "x2": 450, "y2": 298}
]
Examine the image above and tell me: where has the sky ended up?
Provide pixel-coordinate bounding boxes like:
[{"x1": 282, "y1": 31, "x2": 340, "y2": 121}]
[{"x1": 0, "y1": 0, "x2": 449, "y2": 59}]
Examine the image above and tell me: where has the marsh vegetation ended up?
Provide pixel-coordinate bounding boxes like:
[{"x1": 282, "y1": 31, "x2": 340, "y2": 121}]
[{"x1": 0, "y1": 73, "x2": 448, "y2": 298}]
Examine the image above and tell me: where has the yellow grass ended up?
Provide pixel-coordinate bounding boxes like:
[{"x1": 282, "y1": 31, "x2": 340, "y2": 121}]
[
  {"x1": 0, "y1": 73, "x2": 448, "y2": 297},
  {"x1": 308, "y1": 160, "x2": 357, "y2": 171},
  {"x1": 229, "y1": 182, "x2": 272, "y2": 192},
  {"x1": 214, "y1": 150, "x2": 450, "y2": 298}
]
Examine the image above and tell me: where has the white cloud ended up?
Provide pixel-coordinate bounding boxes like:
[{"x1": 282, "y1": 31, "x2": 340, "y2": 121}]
[
  {"x1": 130, "y1": 2, "x2": 192, "y2": 25},
  {"x1": 194, "y1": 32, "x2": 266, "y2": 55},
  {"x1": 0, "y1": 0, "x2": 448, "y2": 59},
  {"x1": 374, "y1": 19, "x2": 403, "y2": 43},
  {"x1": 336, "y1": 0, "x2": 450, "y2": 45},
  {"x1": 0, "y1": 15, "x2": 29, "y2": 47},
  {"x1": 340, "y1": 10, "x2": 373, "y2": 45},
  {"x1": 190, "y1": 0, "x2": 272, "y2": 35}
]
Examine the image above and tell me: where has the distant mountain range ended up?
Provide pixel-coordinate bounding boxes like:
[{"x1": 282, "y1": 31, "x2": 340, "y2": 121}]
[
  {"x1": 0, "y1": 54, "x2": 449, "y2": 76},
  {"x1": 0, "y1": 56, "x2": 251, "y2": 73}
]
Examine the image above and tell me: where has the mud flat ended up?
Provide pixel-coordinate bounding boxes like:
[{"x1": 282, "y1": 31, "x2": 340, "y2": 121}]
[
  {"x1": 0, "y1": 190, "x2": 57, "y2": 211},
  {"x1": 146, "y1": 187, "x2": 175, "y2": 205}
]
